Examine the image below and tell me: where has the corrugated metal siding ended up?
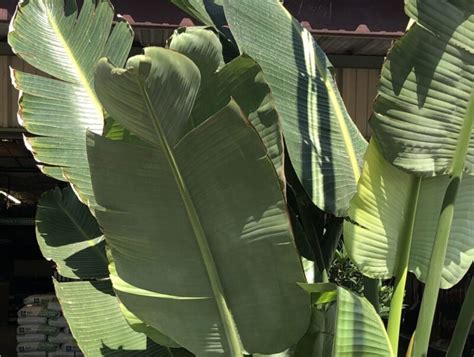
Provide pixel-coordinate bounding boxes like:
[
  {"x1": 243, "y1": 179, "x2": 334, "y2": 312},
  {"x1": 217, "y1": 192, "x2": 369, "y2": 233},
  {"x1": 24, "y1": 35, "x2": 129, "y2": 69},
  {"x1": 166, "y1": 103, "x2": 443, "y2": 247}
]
[
  {"x1": 1, "y1": 55, "x2": 380, "y2": 137},
  {"x1": 335, "y1": 67, "x2": 380, "y2": 138}
]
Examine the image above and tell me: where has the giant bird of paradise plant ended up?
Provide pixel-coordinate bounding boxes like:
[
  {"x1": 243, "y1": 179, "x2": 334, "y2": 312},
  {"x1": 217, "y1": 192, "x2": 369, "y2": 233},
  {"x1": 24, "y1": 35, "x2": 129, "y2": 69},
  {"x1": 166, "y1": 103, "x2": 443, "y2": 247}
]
[{"x1": 8, "y1": 0, "x2": 474, "y2": 356}]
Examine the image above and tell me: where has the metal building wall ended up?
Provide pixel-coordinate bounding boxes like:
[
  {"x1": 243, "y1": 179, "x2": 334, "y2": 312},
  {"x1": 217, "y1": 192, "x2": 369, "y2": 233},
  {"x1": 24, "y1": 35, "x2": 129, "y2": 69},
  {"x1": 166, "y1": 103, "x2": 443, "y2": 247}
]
[
  {"x1": 0, "y1": 55, "x2": 42, "y2": 130},
  {"x1": 335, "y1": 67, "x2": 380, "y2": 138},
  {"x1": 1, "y1": 55, "x2": 380, "y2": 138}
]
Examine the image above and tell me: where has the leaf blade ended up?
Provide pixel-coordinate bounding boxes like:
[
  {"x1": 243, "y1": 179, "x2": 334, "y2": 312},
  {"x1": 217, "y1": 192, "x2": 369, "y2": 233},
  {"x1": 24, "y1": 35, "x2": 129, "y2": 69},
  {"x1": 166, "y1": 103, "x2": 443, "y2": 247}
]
[{"x1": 224, "y1": 0, "x2": 367, "y2": 215}]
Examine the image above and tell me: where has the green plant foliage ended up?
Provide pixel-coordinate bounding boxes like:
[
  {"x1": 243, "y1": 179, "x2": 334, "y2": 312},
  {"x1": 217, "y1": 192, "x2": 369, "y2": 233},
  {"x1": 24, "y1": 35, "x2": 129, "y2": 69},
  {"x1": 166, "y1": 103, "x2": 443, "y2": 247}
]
[
  {"x1": 13, "y1": 0, "x2": 474, "y2": 355},
  {"x1": 223, "y1": 0, "x2": 367, "y2": 216},
  {"x1": 355, "y1": 1, "x2": 474, "y2": 351},
  {"x1": 344, "y1": 141, "x2": 474, "y2": 289},
  {"x1": 87, "y1": 47, "x2": 310, "y2": 356},
  {"x1": 296, "y1": 284, "x2": 394, "y2": 357},
  {"x1": 167, "y1": 28, "x2": 283, "y2": 175},
  {"x1": 371, "y1": 1, "x2": 474, "y2": 176},
  {"x1": 190, "y1": 53, "x2": 284, "y2": 175},
  {"x1": 36, "y1": 187, "x2": 176, "y2": 356},
  {"x1": 8, "y1": 0, "x2": 133, "y2": 209},
  {"x1": 36, "y1": 187, "x2": 107, "y2": 279},
  {"x1": 55, "y1": 280, "x2": 175, "y2": 356},
  {"x1": 167, "y1": 27, "x2": 224, "y2": 83}
]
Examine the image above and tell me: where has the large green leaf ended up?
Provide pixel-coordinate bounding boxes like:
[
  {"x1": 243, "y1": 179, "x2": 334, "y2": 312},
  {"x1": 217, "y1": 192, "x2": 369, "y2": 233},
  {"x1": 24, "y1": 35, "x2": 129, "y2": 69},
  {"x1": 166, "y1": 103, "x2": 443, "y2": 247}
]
[
  {"x1": 36, "y1": 186, "x2": 107, "y2": 279},
  {"x1": 87, "y1": 47, "x2": 309, "y2": 356},
  {"x1": 167, "y1": 28, "x2": 283, "y2": 175},
  {"x1": 344, "y1": 141, "x2": 474, "y2": 288},
  {"x1": 371, "y1": 0, "x2": 474, "y2": 176},
  {"x1": 167, "y1": 27, "x2": 224, "y2": 84},
  {"x1": 191, "y1": 54, "x2": 284, "y2": 175},
  {"x1": 223, "y1": 0, "x2": 368, "y2": 216},
  {"x1": 8, "y1": 0, "x2": 133, "y2": 208},
  {"x1": 55, "y1": 279, "x2": 182, "y2": 356},
  {"x1": 296, "y1": 284, "x2": 393, "y2": 357},
  {"x1": 35, "y1": 187, "x2": 178, "y2": 356}
]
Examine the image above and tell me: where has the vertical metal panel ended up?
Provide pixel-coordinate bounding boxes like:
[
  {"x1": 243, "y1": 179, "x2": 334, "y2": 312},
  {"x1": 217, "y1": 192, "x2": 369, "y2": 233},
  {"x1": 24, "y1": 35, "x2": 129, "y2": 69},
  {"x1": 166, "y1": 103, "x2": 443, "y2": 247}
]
[
  {"x1": 336, "y1": 67, "x2": 380, "y2": 138},
  {"x1": 0, "y1": 56, "x2": 9, "y2": 129},
  {"x1": 355, "y1": 68, "x2": 369, "y2": 132},
  {"x1": 342, "y1": 68, "x2": 357, "y2": 124}
]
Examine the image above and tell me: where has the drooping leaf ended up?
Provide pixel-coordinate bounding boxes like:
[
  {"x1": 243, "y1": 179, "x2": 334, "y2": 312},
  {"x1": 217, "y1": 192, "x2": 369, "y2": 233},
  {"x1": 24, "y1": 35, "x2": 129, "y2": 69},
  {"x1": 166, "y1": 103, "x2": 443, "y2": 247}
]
[
  {"x1": 104, "y1": 249, "x2": 182, "y2": 349},
  {"x1": 296, "y1": 284, "x2": 394, "y2": 357},
  {"x1": 96, "y1": 47, "x2": 200, "y2": 148},
  {"x1": 36, "y1": 187, "x2": 174, "y2": 356},
  {"x1": 371, "y1": 0, "x2": 474, "y2": 176},
  {"x1": 167, "y1": 26, "x2": 224, "y2": 83},
  {"x1": 294, "y1": 301, "x2": 335, "y2": 357},
  {"x1": 54, "y1": 279, "x2": 177, "y2": 356},
  {"x1": 117, "y1": 302, "x2": 180, "y2": 349},
  {"x1": 88, "y1": 48, "x2": 309, "y2": 355},
  {"x1": 224, "y1": 0, "x2": 368, "y2": 216},
  {"x1": 35, "y1": 186, "x2": 107, "y2": 280},
  {"x1": 191, "y1": 54, "x2": 284, "y2": 175},
  {"x1": 8, "y1": 0, "x2": 133, "y2": 208},
  {"x1": 167, "y1": 31, "x2": 282, "y2": 174},
  {"x1": 344, "y1": 141, "x2": 474, "y2": 288}
]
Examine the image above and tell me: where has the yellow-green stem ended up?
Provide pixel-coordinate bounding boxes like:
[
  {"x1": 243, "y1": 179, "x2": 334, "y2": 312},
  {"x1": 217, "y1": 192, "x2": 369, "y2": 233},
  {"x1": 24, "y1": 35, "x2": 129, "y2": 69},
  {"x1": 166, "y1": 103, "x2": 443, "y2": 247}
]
[
  {"x1": 412, "y1": 88, "x2": 474, "y2": 356},
  {"x1": 412, "y1": 177, "x2": 460, "y2": 356},
  {"x1": 446, "y1": 279, "x2": 474, "y2": 357},
  {"x1": 387, "y1": 177, "x2": 422, "y2": 356}
]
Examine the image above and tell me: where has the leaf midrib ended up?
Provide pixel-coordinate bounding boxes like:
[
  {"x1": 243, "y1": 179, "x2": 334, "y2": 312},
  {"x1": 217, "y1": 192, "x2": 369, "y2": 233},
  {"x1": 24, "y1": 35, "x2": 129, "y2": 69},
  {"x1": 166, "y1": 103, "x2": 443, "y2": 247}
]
[
  {"x1": 44, "y1": 3, "x2": 103, "y2": 118},
  {"x1": 134, "y1": 74, "x2": 242, "y2": 356}
]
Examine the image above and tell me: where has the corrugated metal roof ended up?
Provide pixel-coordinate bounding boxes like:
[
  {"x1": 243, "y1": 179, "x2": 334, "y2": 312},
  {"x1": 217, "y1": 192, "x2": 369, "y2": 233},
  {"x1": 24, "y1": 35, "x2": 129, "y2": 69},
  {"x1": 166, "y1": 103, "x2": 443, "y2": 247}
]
[{"x1": 1, "y1": 0, "x2": 406, "y2": 56}]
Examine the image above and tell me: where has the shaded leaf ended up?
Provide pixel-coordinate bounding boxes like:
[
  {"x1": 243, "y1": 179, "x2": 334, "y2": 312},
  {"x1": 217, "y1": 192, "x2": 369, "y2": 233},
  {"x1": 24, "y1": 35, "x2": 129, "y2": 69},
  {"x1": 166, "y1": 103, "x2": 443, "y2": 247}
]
[
  {"x1": 36, "y1": 186, "x2": 106, "y2": 279},
  {"x1": 224, "y1": 0, "x2": 367, "y2": 216},
  {"x1": 88, "y1": 47, "x2": 309, "y2": 355},
  {"x1": 371, "y1": 0, "x2": 474, "y2": 175}
]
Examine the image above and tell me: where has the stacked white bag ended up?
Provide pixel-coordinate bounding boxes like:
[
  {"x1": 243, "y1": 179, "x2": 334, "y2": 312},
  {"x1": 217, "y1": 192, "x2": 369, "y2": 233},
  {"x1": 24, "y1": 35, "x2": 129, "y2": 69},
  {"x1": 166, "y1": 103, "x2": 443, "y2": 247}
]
[{"x1": 17, "y1": 294, "x2": 83, "y2": 357}]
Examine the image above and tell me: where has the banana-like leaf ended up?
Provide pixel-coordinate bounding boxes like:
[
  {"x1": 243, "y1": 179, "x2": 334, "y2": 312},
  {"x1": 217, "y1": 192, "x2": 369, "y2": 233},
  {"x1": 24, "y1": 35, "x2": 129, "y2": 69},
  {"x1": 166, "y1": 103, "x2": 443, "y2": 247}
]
[
  {"x1": 36, "y1": 187, "x2": 174, "y2": 356},
  {"x1": 296, "y1": 284, "x2": 394, "y2": 357},
  {"x1": 8, "y1": 0, "x2": 133, "y2": 208},
  {"x1": 190, "y1": 54, "x2": 284, "y2": 175},
  {"x1": 105, "y1": 247, "x2": 184, "y2": 349},
  {"x1": 344, "y1": 141, "x2": 474, "y2": 288},
  {"x1": 223, "y1": 0, "x2": 368, "y2": 216},
  {"x1": 36, "y1": 186, "x2": 107, "y2": 279},
  {"x1": 371, "y1": 0, "x2": 474, "y2": 176},
  {"x1": 167, "y1": 30, "x2": 279, "y2": 172},
  {"x1": 87, "y1": 48, "x2": 309, "y2": 355},
  {"x1": 168, "y1": 27, "x2": 224, "y2": 83},
  {"x1": 117, "y1": 301, "x2": 180, "y2": 349},
  {"x1": 55, "y1": 279, "x2": 183, "y2": 356},
  {"x1": 294, "y1": 302, "x2": 335, "y2": 357}
]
